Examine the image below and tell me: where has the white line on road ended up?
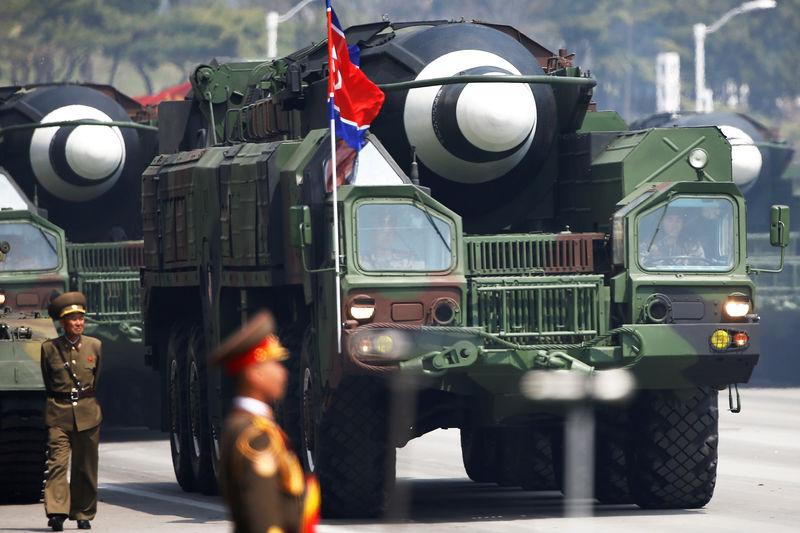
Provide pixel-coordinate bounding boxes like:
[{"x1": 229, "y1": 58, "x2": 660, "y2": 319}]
[
  {"x1": 99, "y1": 483, "x2": 227, "y2": 513},
  {"x1": 98, "y1": 483, "x2": 338, "y2": 532}
]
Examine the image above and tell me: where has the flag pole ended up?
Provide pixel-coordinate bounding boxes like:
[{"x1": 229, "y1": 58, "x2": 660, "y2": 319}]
[
  {"x1": 330, "y1": 119, "x2": 342, "y2": 354},
  {"x1": 327, "y1": 2, "x2": 342, "y2": 354}
]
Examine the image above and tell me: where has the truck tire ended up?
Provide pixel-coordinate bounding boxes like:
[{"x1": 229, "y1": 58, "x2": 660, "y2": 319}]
[
  {"x1": 186, "y1": 325, "x2": 218, "y2": 495},
  {"x1": 518, "y1": 426, "x2": 559, "y2": 491},
  {"x1": 460, "y1": 427, "x2": 499, "y2": 483},
  {"x1": 297, "y1": 328, "x2": 318, "y2": 473},
  {"x1": 0, "y1": 392, "x2": 47, "y2": 503},
  {"x1": 630, "y1": 387, "x2": 718, "y2": 509},
  {"x1": 275, "y1": 323, "x2": 306, "y2": 456},
  {"x1": 594, "y1": 406, "x2": 633, "y2": 504},
  {"x1": 315, "y1": 377, "x2": 394, "y2": 518},
  {"x1": 494, "y1": 426, "x2": 558, "y2": 490},
  {"x1": 167, "y1": 322, "x2": 196, "y2": 492}
]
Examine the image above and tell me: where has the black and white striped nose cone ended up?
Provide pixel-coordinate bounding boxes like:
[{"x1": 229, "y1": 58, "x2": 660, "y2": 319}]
[
  {"x1": 29, "y1": 104, "x2": 126, "y2": 202},
  {"x1": 404, "y1": 50, "x2": 537, "y2": 184}
]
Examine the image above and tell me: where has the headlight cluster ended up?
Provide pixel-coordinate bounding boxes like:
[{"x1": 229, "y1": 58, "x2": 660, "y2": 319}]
[
  {"x1": 710, "y1": 329, "x2": 749, "y2": 350},
  {"x1": 353, "y1": 329, "x2": 410, "y2": 360}
]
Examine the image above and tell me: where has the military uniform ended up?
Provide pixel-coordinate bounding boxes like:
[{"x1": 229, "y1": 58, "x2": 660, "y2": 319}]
[
  {"x1": 210, "y1": 311, "x2": 319, "y2": 533},
  {"x1": 40, "y1": 292, "x2": 102, "y2": 530},
  {"x1": 219, "y1": 403, "x2": 306, "y2": 533}
]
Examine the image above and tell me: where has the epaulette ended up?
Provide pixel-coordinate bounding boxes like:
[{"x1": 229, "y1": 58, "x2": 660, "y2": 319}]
[{"x1": 235, "y1": 416, "x2": 304, "y2": 495}]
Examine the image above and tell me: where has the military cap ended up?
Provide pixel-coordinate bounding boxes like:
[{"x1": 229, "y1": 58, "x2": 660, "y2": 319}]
[
  {"x1": 48, "y1": 291, "x2": 87, "y2": 319},
  {"x1": 209, "y1": 310, "x2": 289, "y2": 375}
]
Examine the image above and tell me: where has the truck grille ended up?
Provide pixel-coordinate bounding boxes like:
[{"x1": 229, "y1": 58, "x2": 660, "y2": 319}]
[
  {"x1": 465, "y1": 233, "x2": 604, "y2": 276},
  {"x1": 470, "y1": 275, "x2": 604, "y2": 345},
  {"x1": 66, "y1": 242, "x2": 144, "y2": 321}
]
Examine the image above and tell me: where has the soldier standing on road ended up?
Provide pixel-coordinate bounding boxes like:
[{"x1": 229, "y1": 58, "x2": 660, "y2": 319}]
[
  {"x1": 210, "y1": 310, "x2": 319, "y2": 533},
  {"x1": 40, "y1": 292, "x2": 102, "y2": 531}
]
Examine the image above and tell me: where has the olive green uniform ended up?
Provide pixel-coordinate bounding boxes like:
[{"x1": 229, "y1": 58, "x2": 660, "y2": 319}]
[
  {"x1": 219, "y1": 409, "x2": 304, "y2": 533},
  {"x1": 40, "y1": 334, "x2": 102, "y2": 520}
]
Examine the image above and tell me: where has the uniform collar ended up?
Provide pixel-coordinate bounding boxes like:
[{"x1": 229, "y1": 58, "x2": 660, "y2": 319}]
[
  {"x1": 233, "y1": 396, "x2": 271, "y2": 419},
  {"x1": 61, "y1": 334, "x2": 82, "y2": 351}
]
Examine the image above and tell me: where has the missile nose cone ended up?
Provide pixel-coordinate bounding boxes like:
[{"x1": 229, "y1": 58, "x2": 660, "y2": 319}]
[
  {"x1": 720, "y1": 125, "x2": 762, "y2": 190},
  {"x1": 65, "y1": 124, "x2": 125, "y2": 181},
  {"x1": 456, "y1": 78, "x2": 536, "y2": 152}
]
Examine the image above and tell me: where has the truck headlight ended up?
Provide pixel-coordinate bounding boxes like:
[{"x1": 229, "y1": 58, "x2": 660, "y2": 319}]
[
  {"x1": 688, "y1": 148, "x2": 709, "y2": 170},
  {"x1": 724, "y1": 293, "x2": 750, "y2": 318},
  {"x1": 348, "y1": 295, "x2": 376, "y2": 322}
]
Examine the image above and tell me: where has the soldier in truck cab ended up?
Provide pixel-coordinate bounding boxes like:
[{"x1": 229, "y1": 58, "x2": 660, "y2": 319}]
[
  {"x1": 359, "y1": 212, "x2": 416, "y2": 270},
  {"x1": 641, "y1": 211, "x2": 705, "y2": 267}
]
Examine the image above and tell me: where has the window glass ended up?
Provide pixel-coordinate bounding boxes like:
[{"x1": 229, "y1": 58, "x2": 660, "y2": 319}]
[
  {"x1": 638, "y1": 197, "x2": 734, "y2": 271},
  {"x1": 0, "y1": 222, "x2": 60, "y2": 271},
  {"x1": 357, "y1": 203, "x2": 452, "y2": 272},
  {"x1": 325, "y1": 139, "x2": 406, "y2": 191}
]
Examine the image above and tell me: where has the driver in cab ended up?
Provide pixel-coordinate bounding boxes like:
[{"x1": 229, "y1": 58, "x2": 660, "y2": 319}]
[
  {"x1": 641, "y1": 211, "x2": 705, "y2": 267},
  {"x1": 360, "y1": 213, "x2": 414, "y2": 270}
]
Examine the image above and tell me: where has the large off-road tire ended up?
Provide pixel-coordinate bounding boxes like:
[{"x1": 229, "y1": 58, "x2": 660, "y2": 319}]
[
  {"x1": 518, "y1": 426, "x2": 560, "y2": 491},
  {"x1": 494, "y1": 426, "x2": 558, "y2": 490},
  {"x1": 630, "y1": 387, "x2": 718, "y2": 509},
  {"x1": 460, "y1": 427, "x2": 499, "y2": 483},
  {"x1": 186, "y1": 325, "x2": 218, "y2": 495},
  {"x1": 314, "y1": 376, "x2": 395, "y2": 518},
  {"x1": 0, "y1": 392, "x2": 47, "y2": 503},
  {"x1": 166, "y1": 323, "x2": 196, "y2": 492},
  {"x1": 594, "y1": 406, "x2": 633, "y2": 504},
  {"x1": 274, "y1": 323, "x2": 306, "y2": 456}
]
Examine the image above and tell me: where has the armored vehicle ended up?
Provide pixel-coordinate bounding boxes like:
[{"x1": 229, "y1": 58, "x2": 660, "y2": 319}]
[
  {"x1": 0, "y1": 84, "x2": 159, "y2": 427},
  {"x1": 140, "y1": 19, "x2": 789, "y2": 516}
]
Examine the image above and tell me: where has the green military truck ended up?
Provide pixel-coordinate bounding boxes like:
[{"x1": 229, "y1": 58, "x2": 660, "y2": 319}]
[
  {"x1": 0, "y1": 172, "x2": 147, "y2": 502},
  {"x1": 0, "y1": 192, "x2": 66, "y2": 502},
  {"x1": 140, "y1": 19, "x2": 789, "y2": 516},
  {"x1": 0, "y1": 84, "x2": 159, "y2": 430}
]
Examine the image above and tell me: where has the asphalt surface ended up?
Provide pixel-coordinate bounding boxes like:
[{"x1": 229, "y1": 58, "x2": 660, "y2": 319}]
[{"x1": 2, "y1": 387, "x2": 799, "y2": 533}]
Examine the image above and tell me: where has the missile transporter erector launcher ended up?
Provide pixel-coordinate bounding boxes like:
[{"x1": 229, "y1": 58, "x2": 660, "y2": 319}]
[
  {"x1": 0, "y1": 197, "x2": 68, "y2": 503},
  {"x1": 140, "y1": 19, "x2": 790, "y2": 515},
  {"x1": 0, "y1": 84, "x2": 159, "y2": 428}
]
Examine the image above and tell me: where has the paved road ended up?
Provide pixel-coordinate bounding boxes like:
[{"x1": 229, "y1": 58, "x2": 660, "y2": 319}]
[{"x1": 3, "y1": 387, "x2": 799, "y2": 533}]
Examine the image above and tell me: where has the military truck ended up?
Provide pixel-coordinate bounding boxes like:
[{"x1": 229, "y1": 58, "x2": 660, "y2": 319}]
[
  {"x1": 0, "y1": 182, "x2": 67, "y2": 502},
  {"x1": 0, "y1": 84, "x2": 158, "y2": 427},
  {"x1": 631, "y1": 111, "x2": 799, "y2": 386},
  {"x1": 140, "y1": 19, "x2": 789, "y2": 516}
]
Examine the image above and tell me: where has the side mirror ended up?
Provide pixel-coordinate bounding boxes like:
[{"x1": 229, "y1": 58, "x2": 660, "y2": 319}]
[
  {"x1": 769, "y1": 205, "x2": 790, "y2": 248},
  {"x1": 289, "y1": 205, "x2": 312, "y2": 247}
]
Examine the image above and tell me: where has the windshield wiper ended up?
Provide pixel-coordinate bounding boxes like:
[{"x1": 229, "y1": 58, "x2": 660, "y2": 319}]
[
  {"x1": 646, "y1": 205, "x2": 669, "y2": 253},
  {"x1": 412, "y1": 189, "x2": 451, "y2": 253}
]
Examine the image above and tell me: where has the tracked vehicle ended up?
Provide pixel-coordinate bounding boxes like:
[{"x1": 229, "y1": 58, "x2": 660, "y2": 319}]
[{"x1": 140, "y1": 19, "x2": 789, "y2": 515}]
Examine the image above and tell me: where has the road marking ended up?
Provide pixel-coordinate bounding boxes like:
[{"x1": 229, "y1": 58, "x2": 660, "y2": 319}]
[
  {"x1": 98, "y1": 483, "x2": 337, "y2": 532},
  {"x1": 98, "y1": 483, "x2": 227, "y2": 513}
]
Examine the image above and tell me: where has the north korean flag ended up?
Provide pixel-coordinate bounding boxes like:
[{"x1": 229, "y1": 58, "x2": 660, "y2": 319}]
[{"x1": 326, "y1": 0, "x2": 385, "y2": 151}]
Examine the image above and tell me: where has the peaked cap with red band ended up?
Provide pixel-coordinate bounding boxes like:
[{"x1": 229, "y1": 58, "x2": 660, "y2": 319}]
[{"x1": 208, "y1": 310, "x2": 289, "y2": 375}]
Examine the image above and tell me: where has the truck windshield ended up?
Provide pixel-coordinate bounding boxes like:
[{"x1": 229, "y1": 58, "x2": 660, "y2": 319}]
[
  {"x1": 638, "y1": 197, "x2": 735, "y2": 272},
  {"x1": 0, "y1": 222, "x2": 59, "y2": 271},
  {"x1": 357, "y1": 203, "x2": 453, "y2": 272}
]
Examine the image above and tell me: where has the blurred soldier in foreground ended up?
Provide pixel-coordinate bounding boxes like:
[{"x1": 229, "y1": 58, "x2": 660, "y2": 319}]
[
  {"x1": 41, "y1": 292, "x2": 102, "y2": 531},
  {"x1": 210, "y1": 310, "x2": 319, "y2": 533}
]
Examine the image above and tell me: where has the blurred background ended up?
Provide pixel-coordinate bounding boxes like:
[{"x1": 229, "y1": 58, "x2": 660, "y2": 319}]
[{"x1": 1, "y1": 0, "x2": 798, "y2": 153}]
